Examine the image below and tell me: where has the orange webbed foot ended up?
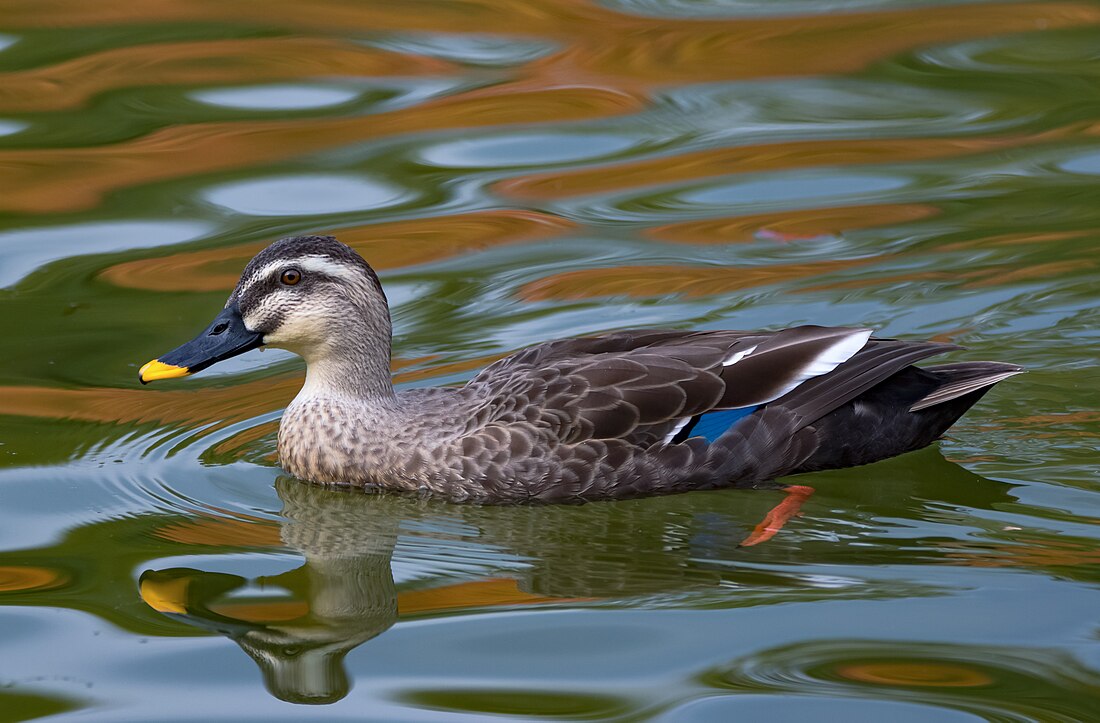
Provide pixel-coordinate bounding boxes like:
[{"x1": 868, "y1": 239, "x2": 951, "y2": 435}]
[{"x1": 739, "y1": 484, "x2": 814, "y2": 547}]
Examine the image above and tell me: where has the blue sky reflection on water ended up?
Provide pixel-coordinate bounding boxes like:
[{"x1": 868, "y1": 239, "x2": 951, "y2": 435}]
[{"x1": 0, "y1": 0, "x2": 1099, "y2": 719}]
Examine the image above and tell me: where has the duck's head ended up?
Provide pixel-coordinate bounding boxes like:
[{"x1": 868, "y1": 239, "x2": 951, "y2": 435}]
[{"x1": 139, "y1": 235, "x2": 391, "y2": 386}]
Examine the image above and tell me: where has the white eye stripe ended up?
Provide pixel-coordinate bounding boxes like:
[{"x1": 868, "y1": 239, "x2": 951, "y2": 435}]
[
  {"x1": 295, "y1": 255, "x2": 363, "y2": 283},
  {"x1": 236, "y1": 255, "x2": 361, "y2": 297}
]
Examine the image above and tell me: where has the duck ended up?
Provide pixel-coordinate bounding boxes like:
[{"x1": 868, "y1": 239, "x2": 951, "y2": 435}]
[{"x1": 139, "y1": 235, "x2": 1022, "y2": 505}]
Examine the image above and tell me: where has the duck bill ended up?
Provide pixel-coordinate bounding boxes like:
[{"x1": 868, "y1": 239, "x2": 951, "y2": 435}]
[{"x1": 139, "y1": 302, "x2": 263, "y2": 384}]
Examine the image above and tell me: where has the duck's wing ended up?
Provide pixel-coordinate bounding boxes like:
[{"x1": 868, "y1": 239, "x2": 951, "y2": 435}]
[
  {"x1": 472, "y1": 329, "x2": 732, "y2": 378},
  {"x1": 772, "y1": 336, "x2": 962, "y2": 425},
  {"x1": 468, "y1": 325, "x2": 890, "y2": 445}
]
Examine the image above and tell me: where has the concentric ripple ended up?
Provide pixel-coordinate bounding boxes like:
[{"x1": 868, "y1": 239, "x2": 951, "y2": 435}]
[{"x1": 703, "y1": 640, "x2": 1100, "y2": 721}]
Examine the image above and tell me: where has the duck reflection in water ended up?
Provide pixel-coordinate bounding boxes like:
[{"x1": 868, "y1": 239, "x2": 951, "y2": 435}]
[
  {"x1": 139, "y1": 456, "x2": 1016, "y2": 705},
  {"x1": 141, "y1": 479, "x2": 400, "y2": 705}
]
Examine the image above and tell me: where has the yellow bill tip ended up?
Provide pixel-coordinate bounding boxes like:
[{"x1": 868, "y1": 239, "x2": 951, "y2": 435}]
[
  {"x1": 139, "y1": 359, "x2": 190, "y2": 384},
  {"x1": 139, "y1": 575, "x2": 192, "y2": 615}
]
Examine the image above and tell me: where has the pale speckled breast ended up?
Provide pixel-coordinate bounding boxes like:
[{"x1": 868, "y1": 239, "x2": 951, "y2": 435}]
[
  {"x1": 276, "y1": 388, "x2": 481, "y2": 493},
  {"x1": 277, "y1": 397, "x2": 410, "y2": 490}
]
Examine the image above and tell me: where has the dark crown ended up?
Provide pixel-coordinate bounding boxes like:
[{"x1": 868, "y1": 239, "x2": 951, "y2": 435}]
[{"x1": 242, "y1": 235, "x2": 386, "y2": 301}]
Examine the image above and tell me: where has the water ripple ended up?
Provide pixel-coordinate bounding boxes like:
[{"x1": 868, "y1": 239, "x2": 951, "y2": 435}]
[
  {"x1": 655, "y1": 78, "x2": 1027, "y2": 139},
  {"x1": 191, "y1": 84, "x2": 361, "y2": 111},
  {"x1": 185, "y1": 77, "x2": 468, "y2": 118},
  {"x1": 0, "y1": 220, "x2": 212, "y2": 288},
  {"x1": 363, "y1": 31, "x2": 558, "y2": 67},
  {"x1": 202, "y1": 174, "x2": 411, "y2": 217},
  {"x1": 0, "y1": 35, "x2": 452, "y2": 113},
  {"x1": 421, "y1": 131, "x2": 649, "y2": 168},
  {"x1": 683, "y1": 171, "x2": 911, "y2": 209},
  {"x1": 0, "y1": 119, "x2": 26, "y2": 137},
  {"x1": 701, "y1": 640, "x2": 1100, "y2": 721},
  {"x1": 2, "y1": 0, "x2": 1100, "y2": 717},
  {"x1": 910, "y1": 26, "x2": 1100, "y2": 76},
  {"x1": 604, "y1": 0, "x2": 997, "y2": 19}
]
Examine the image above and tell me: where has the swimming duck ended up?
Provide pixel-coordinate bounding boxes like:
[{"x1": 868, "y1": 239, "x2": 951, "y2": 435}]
[{"x1": 139, "y1": 235, "x2": 1021, "y2": 504}]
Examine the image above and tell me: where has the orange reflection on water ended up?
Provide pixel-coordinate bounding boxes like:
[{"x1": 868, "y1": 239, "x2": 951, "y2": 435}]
[
  {"x1": 0, "y1": 0, "x2": 1095, "y2": 213},
  {"x1": 937, "y1": 229, "x2": 1093, "y2": 251},
  {"x1": 398, "y1": 578, "x2": 582, "y2": 615},
  {"x1": 0, "y1": 350, "x2": 504, "y2": 432},
  {"x1": 800, "y1": 270, "x2": 974, "y2": 293},
  {"x1": 0, "y1": 0, "x2": 586, "y2": 33},
  {"x1": 154, "y1": 577, "x2": 577, "y2": 624},
  {"x1": 961, "y1": 260, "x2": 1095, "y2": 288},
  {"x1": 837, "y1": 661, "x2": 993, "y2": 687},
  {"x1": 0, "y1": 86, "x2": 641, "y2": 213},
  {"x1": 499, "y1": 135, "x2": 1063, "y2": 201},
  {"x1": 802, "y1": 255, "x2": 1096, "y2": 294},
  {"x1": 647, "y1": 203, "x2": 938, "y2": 245},
  {"x1": 520, "y1": 258, "x2": 877, "y2": 301},
  {"x1": 0, "y1": 565, "x2": 69, "y2": 593},
  {"x1": 0, "y1": 37, "x2": 452, "y2": 112},
  {"x1": 1003, "y1": 410, "x2": 1100, "y2": 429},
  {"x1": 100, "y1": 210, "x2": 575, "y2": 293},
  {"x1": 947, "y1": 535, "x2": 1100, "y2": 568},
  {"x1": 543, "y1": 2, "x2": 1100, "y2": 86},
  {"x1": 8, "y1": 0, "x2": 1098, "y2": 88},
  {"x1": 208, "y1": 420, "x2": 280, "y2": 461},
  {"x1": 0, "y1": 377, "x2": 302, "y2": 429},
  {"x1": 156, "y1": 516, "x2": 282, "y2": 548}
]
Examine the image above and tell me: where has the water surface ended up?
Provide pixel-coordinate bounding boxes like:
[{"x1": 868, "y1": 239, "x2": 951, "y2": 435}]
[{"x1": 1, "y1": 0, "x2": 1099, "y2": 720}]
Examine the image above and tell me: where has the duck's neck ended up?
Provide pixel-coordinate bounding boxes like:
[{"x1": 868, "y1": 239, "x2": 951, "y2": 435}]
[
  {"x1": 298, "y1": 331, "x2": 396, "y2": 403},
  {"x1": 300, "y1": 353, "x2": 396, "y2": 403}
]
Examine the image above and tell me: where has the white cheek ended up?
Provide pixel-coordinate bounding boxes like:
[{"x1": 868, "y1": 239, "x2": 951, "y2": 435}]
[
  {"x1": 241, "y1": 291, "x2": 292, "y2": 336},
  {"x1": 260, "y1": 310, "x2": 330, "y2": 348},
  {"x1": 242, "y1": 308, "x2": 265, "y2": 332}
]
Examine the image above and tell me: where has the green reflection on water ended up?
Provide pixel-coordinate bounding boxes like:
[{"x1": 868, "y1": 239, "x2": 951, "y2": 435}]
[
  {"x1": 1, "y1": 0, "x2": 1100, "y2": 719},
  {"x1": 0, "y1": 689, "x2": 84, "y2": 722}
]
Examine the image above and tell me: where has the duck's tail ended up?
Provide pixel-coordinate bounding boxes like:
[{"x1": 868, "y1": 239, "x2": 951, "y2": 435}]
[
  {"x1": 908, "y1": 361, "x2": 1024, "y2": 411},
  {"x1": 788, "y1": 361, "x2": 1022, "y2": 475}
]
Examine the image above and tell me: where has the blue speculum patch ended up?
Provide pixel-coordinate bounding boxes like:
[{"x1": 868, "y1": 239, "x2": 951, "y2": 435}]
[{"x1": 684, "y1": 406, "x2": 759, "y2": 442}]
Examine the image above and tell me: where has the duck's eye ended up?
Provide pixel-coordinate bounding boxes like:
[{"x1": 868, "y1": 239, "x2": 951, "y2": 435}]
[{"x1": 280, "y1": 268, "x2": 302, "y2": 286}]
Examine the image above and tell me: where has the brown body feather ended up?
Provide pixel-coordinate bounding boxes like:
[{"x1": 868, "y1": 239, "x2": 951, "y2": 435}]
[{"x1": 280, "y1": 325, "x2": 1020, "y2": 503}]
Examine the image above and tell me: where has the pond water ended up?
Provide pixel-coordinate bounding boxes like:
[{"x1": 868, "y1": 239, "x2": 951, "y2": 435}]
[{"x1": 1, "y1": 0, "x2": 1099, "y2": 720}]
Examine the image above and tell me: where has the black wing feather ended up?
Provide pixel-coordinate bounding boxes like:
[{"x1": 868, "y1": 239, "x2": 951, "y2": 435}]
[{"x1": 468, "y1": 325, "x2": 875, "y2": 445}]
